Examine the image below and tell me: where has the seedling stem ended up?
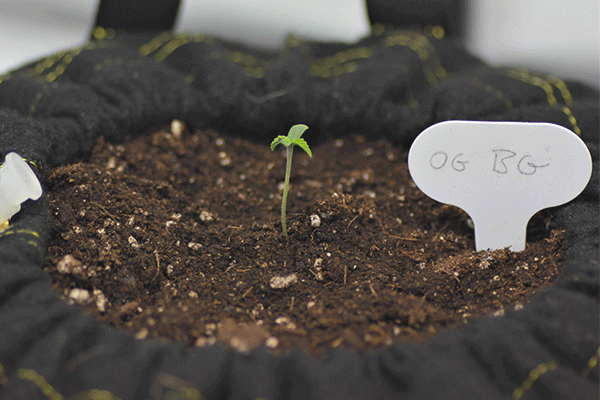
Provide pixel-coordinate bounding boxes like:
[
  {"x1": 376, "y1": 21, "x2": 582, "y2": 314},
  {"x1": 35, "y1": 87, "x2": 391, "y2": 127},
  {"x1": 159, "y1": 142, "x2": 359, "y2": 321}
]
[{"x1": 270, "y1": 124, "x2": 312, "y2": 237}]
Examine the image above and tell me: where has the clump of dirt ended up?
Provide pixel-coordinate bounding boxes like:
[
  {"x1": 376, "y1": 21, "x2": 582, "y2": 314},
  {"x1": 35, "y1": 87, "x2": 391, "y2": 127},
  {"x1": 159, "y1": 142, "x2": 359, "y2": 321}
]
[{"x1": 43, "y1": 121, "x2": 566, "y2": 356}]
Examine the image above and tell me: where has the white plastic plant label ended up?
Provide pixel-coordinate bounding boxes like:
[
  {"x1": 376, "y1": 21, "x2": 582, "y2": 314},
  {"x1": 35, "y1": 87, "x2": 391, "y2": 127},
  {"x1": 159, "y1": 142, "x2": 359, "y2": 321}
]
[
  {"x1": 0, "y1": 152, "x2": 43, "y2": 227},
  {"x1": 408, "y1": 121, "x2": 592, "y2": 252}
]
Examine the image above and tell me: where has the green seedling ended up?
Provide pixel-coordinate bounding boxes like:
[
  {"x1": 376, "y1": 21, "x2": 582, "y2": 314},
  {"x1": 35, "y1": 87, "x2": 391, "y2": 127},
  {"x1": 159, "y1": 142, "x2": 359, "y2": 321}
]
[{"x1": 270, "y1": 124, "x2": 312, "y2": 237}]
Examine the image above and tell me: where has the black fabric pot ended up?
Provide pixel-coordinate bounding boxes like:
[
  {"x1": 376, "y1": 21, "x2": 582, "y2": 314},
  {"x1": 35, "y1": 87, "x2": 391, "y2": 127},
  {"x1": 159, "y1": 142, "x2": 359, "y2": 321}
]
[{"x1": 0, "y1": 2, "x2": 598, "y2": 399}]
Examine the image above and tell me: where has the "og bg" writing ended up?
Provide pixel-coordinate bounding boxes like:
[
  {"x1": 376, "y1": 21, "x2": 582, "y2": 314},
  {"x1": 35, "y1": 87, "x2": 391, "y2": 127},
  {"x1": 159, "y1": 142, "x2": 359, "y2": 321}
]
[{"x1": 429, "y1": 149, "x2": 550, "y2": 175}]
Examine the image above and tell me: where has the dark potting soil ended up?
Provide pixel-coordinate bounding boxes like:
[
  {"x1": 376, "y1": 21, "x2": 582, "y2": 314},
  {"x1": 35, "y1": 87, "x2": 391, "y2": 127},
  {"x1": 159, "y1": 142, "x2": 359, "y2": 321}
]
[{"x1": 43, "y1": 121, "x2": 566, "y2": 356}]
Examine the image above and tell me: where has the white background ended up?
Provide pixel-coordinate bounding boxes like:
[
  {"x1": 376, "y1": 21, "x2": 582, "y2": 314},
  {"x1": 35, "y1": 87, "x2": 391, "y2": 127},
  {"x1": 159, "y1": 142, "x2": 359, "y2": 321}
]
[{"x1": 0, "y1": 0, "x2": 598, "y2": 88}]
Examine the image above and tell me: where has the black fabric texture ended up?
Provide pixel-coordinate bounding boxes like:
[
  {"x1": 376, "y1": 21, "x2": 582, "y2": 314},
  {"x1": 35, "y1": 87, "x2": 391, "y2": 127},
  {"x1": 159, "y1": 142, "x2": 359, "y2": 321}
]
[{"x1": 0, "y1": 21, "x2": 598, "y2": 400}]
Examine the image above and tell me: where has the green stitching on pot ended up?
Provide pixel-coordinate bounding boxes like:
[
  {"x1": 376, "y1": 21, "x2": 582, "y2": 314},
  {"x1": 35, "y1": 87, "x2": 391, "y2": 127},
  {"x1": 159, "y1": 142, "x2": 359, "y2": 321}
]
[
  {"x1": 384, "y1": 34, "x2": 427, "y2": 59},
  {"x1": 309, "y1": 62, "x2": 359, "y2": 78},
  {"x1": 7, "y1": 364, "x2": 209, "y2": 399},
  {"x1": 17, "y1": 368, "x2": 63, "y2": 400},
  {"x1": 92, "y1": 27, "x2": 117, "y2": 41},
  {"x1": 285, "y1": 33, "x2": 302, "y2": 47},
  {"x1": 372, "y1": 23, "x2": 385, "y2": 36},
  {"x1": 26, "y1": 42, "x2": 112, "y2": 119},
  {"x1": 22, "y1": 158, "x2": 38, "y2": 169},
  {"x1": 138, "y1": 31, "x2": 174, "y2": 57},
  {"x1": 153, "y1": 34, "x2": 208, "y2": 62},
  {"x1": 20, "y1": 51, "x2": 68, "y2": 77},
  {"x1": 468, "y1": 77, "x2": 513, "y2": 109},
  {"x1": 149, "y1": 372, "x2": 205, "y2": 399},
  {"x1": 561, "y1": 106, "x2": 580, "y2": 135},
  {"x1": 335, "y1": 47, "x2": 373, "y2": 65},
  {"x1": 0, "y1": 362, "x2": 7, "y2": 386},
  {"x1": 163, "y1": 388, "x2": 203, "y2": 400},
  {"x1": 30, "y1": 55, "x2": 62, "y2": 76},
  {"x1": 1, "y1": 348, "x2": 597, "y2": 399},
  {"x1": 243, "y1": 66, "x2": 266, "y2": 79},
  {"x1": 29, "y1": 86, "x2": 51, "y2": 120},
  {"x1": 0, "y1": 72, "x2": 10, "y2": 85},
  {"x1": 511, "y1": 361, "x2": 558, "y2": 399},
  {"x1": 184, "y1": 73, "x2": 196, "y2": 84},
  {"x1": 505, "y1": 68, "x2": 581, "y2": 135},
  {"x1": 308, "y1": 47, "x2": 372, "y2": 78},
  {"x1": 150, "y1": 32, "x2": 378, "y2": 81},
  {"x1": 507, "y1": 68, "x2": 558, "y2": 106},
  {"x1": 69, "y1": 389, "x2": 122, "y2": 400},
  {"x1": 546, "y1": 74, "x2": 574, "y2": 104},
  {"x1": 29, "y1": 42, "x2": 112, "y2": 81},
  {"x1": 0, "y1": 228, "x2": 41, "y2": 243},
  {"x1": 580, "y1": 346, "x2": 600, "y2": 378},
  {"x1": 44, "y1": 44, "x2": 115, "y2": 82},
  {"x1": 154, "y1": 36, "x2": 275, "y2": 81},
  {"x1": 146, "y1": 32, "x2": 386, "y2": 81},
  {"x1": 423, "y1": 25, "x2": 445, "y2": 39},
  {"x1": 93, "y1": 59, "x2": 145, "y2": 73},
  {"x1": 383, "y1": 30, "x2": 447, "y2": 83}
]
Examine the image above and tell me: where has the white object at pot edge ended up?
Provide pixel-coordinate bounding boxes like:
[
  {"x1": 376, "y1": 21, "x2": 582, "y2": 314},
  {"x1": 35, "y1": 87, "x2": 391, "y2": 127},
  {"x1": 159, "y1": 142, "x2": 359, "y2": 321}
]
[{"x1": 0, "y1": 152, "x2": 43, "y2": 225}]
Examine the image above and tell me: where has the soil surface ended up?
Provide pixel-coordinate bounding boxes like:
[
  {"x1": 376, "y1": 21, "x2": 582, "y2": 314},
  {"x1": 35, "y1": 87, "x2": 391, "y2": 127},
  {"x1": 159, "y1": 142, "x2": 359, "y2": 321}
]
[{"x1": 43, "y1": 121, "x2": 566, "y2": 356}]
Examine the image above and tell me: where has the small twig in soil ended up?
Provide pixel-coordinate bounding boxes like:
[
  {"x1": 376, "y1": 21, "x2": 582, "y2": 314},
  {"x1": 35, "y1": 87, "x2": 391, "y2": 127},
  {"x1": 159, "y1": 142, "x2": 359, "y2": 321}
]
[
  {"x1": 90, "y1": 201, "x2": 119, "y2": 223},
  {"x1": 438, "y1": 268, "x2": 461, "y2": 283},
  {"x1": 548, "y1": 254, "x2": 559, "y2": 275},
  {"x1": 436, "y1": 222, "x2": 450, "y2": 234},
  {"x1": 389, "y1": 235, "x2": 419, "y2": 241},
  {"x1": 369, "y1": 245, "x2": 379, "y2": 256},
  {"x1": 308, "y1": 269, "x2": 320, "y2": 279},
  {"x1": 225, "y1": 264, "x2": 236, "y2": 274},
  {"x1": 369, "y1": 282, "x2": 378, "y2": 297},
  {"x1": 240, "y1": 287, "x2": 253, "y2": 300},
  {"x1": 153, "y1": 249, "x2": 160, "y2": 279},
  {"x1": 227, "y1": 225, "x2": 243, "y2": 242},
  {"x1": 369, "y1": 324, "x2": 388, "y2": 339},
  {"x1": 347, "y1": 215, "x2": 359, "y2": 230}
]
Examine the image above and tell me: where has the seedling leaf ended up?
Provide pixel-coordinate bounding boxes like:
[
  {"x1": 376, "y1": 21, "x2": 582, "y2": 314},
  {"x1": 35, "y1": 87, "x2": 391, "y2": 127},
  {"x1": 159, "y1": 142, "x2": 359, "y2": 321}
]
[
  {"x1": 270, "y1": 136, "x2": 291, "y2": 150},
  {"x1": 287, "y1": 124, "x2": 309, "y2": 140},
  {"x1": 294, "y1": 138, "x2": 312, "y2": 157}
]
